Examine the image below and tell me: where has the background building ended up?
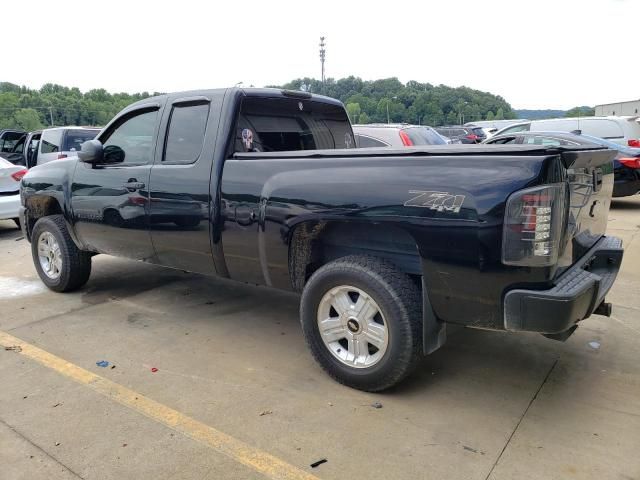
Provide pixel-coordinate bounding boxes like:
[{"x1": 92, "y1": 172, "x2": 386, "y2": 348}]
[{"x1": 595, "y1": 99, "x2": 640, "y2": 116}]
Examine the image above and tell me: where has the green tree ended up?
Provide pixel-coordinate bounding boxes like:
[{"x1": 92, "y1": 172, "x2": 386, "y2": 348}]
[
  {"x1": 358, "y1": 112, "x2": 370, "y2": 124},
  {"x1": 346, "y1": 102, "x2": 361, "y2": 123},
  {"x1": 495, "y1": 107, "x2": 504, "y2": 120},
  {"x1": 13, "y1": 108, "x2": 42, "y2": 130},
  {"x1": 486, "y1": 111, "x2": 495, "y2": 120},
  {"x1": 565, "y1": 106, "x2": 595, "y2": 117}
]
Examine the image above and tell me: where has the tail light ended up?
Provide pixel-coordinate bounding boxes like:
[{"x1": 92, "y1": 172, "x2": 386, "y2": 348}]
[
  {"x1": 627, "y1": 139, "x2": 640, "y2": 148},
  {"x1": 11, "y1": 169, "x2": 28, "y2": 182},
  {"x1": 502, "y1": 184, "x2": 567, "y2": 267},
  {"x1": 466, "y1": 134, "x2": 479, "y2": 142},
  {"x1": 619, "y1": 157, "x2": 640, "y2": 169},
  {"x1": 399, "y1": 130, "x2": 413, "y2": 146},
  {"x1": 57, "y1": 153, "x2": 68, "y2": 159}
]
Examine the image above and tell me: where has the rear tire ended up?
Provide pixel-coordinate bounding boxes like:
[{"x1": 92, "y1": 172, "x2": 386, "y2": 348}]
[
  {"x1": 31, "y1": 215, "x2": 92, "y2": 292},
  {"x1": 300, "y1": 255, "x2": 422, "y2": 392}
]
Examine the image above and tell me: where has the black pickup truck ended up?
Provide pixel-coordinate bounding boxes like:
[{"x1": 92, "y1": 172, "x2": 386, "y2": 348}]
[{"x1": 19, "y1": 88, "x2": 624, "y2": 391}]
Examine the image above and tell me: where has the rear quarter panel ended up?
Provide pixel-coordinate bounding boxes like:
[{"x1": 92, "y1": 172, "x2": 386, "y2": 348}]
[{"x1": 221, "y1": 153, "x2": 560, "y2": 329}]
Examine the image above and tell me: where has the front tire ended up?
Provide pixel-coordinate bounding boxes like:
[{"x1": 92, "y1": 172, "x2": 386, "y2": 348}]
[
  {"x1": 300, "y1": 255, "x2": 422, "y2": 392},
  {"x1": 31, "y1": 215, "x2": 92, "y2": 292}
]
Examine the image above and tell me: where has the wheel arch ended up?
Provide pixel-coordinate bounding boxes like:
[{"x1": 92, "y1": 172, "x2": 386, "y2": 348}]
[
  {"x1": 288, "y1": 219, "x2": 422, "y2": 292},
  {"x1": 23, "y1": 194, "x2": 64, "y2": 241}
]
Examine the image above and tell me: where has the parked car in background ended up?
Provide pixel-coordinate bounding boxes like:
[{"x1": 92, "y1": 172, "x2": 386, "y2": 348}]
[
  {"x1": 0, "y1": 156, "x2": 28, "y2": 228},
  {"x1": 492, "y1": 116, "x2": 640, "y2": 147},
  {"x1": 0, "y1": 129, "x2": 26, "y2": 163},
  {"x1": 465, "y1": 119, "x2": 528, "y2": 131},
  {"x1": 36, "y1": 127, "x2": 100, "y2": 165},
  {"x1": 353, "y1": 124, "x2": 449, "y2": 147},
  {"x1": 434, "y1": 126, "x2": 485, "y2": 144},
  {"x1": 484, "y1": 131, "x2": 640, "y2": 197}
]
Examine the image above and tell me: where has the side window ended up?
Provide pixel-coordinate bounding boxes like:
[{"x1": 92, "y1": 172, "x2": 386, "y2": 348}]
[
  {"x1": 40, "y1": 130, "x2": 62, "y2": 154},
  {"x1": 163, "y1": 103, "x2": 209, "y2": 163},
  {"x1": 356, "y1": 134, "x2": 388, "y2": 148},
  {"x1": 101, "y1": 109, "x2": 159, "y2": 165}
]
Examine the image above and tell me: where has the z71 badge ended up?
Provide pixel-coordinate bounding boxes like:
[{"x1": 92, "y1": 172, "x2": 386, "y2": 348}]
[{"x1": 404, "y1": 190, "x2": 465, "y2": 213}]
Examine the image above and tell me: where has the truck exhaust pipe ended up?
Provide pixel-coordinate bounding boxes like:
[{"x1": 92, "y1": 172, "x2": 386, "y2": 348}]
[{"x1": 594, "y1": 301, "x2": 612, "y2": 317}]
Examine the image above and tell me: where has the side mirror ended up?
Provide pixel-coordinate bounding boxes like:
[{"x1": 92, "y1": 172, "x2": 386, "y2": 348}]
[
  {"x1": 78, "y1": 139, "x2": 104, "y2": 164},
  {"x1": 103, "y1": 145, "x2": 125, "y2": 164}
]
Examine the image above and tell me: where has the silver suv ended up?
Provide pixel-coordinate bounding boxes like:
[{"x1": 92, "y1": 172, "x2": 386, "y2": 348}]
[{"x1": 353, "y1": 124, "x2": 450, "y2": 147}]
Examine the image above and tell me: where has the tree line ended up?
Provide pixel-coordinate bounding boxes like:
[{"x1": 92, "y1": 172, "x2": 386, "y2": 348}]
[
  {"x1": 0, "y1": 82, "x2": 156, "y2": 131},
  {"x1": 0, "y1": 78, "x2": 594, "y2": 132},
  {"x1": 276, "y1": 76, "x2": 518, "y2": 125}
]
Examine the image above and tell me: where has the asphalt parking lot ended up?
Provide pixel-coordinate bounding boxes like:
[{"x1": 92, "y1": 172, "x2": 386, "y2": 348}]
[{"x1": 1, "y1": 197, "x2": 639, "y2": 480}]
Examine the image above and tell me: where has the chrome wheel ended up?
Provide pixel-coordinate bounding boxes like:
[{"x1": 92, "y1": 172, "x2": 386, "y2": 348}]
[
  {"x1": 37, "y1": 231, "x2": 62, "y2": 280},
  {"x1": 317, "y1": 285, "x2": 389, "y2": 368}
]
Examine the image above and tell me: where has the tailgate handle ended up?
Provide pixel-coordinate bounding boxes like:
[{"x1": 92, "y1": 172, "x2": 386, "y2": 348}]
[{"x1": 593, "y1": 168, "x2": 603, "y2": 192}]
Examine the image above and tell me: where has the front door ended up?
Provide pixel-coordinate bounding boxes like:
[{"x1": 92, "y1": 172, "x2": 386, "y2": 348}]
[{"x1": 71, "y1": 106, "x2": 163, "y2": 260}]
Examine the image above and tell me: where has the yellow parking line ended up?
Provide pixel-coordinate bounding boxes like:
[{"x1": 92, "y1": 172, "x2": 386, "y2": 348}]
[{"x1": 0, "y1": 330, "x2": 319, "y2": 480}]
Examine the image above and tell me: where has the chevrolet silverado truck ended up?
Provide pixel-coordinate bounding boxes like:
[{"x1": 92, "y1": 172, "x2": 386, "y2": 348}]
[{"x1": 19, "y1": 88, "x2": 624, "y2": 391}]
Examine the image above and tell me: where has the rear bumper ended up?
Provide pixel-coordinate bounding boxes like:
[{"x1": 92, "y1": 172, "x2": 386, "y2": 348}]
[{"x1": 503, "y1": 236, "x2": 623, "y2": 334}]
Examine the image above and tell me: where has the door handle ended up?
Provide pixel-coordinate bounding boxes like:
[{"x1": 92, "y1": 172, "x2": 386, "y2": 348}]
[{"x1": 124, "y1": 181, "x2": 145, "y2": 191}]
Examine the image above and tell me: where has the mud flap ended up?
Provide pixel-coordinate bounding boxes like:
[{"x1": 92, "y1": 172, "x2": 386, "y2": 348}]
[{"x1": 422, "y1": 276, "x2": 446, "y2": 354}]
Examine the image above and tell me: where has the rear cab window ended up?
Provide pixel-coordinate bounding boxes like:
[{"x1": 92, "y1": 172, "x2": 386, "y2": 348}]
[
  {"x1": 63, "y1": 129, "x2": 100, "y2": 152},
  {"x1": 233, "y1": 95, "x2": 354, "y2": 153}
]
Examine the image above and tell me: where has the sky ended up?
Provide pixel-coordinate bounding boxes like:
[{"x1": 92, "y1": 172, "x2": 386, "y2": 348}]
[{"x1": 4, "y1": 0, "x2": 638, "y2": 110}]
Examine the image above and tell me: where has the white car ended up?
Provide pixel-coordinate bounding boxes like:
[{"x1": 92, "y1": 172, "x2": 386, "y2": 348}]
[
  {"x1": 493, "y1": 116, "x2": 640, "y2": 147},
  {"x1": 0, "y1": 156, "x2": 27, "y2": 228}
]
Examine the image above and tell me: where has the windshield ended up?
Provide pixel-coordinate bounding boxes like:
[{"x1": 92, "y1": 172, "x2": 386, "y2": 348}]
[{"x1": 402, "y1": 127, "x2": 447, "y2": 145}]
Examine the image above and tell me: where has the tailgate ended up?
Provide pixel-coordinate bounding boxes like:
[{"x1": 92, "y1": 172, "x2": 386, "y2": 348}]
[{"x1": 557, "y1": 148, "x2": 617, "y2": 271}]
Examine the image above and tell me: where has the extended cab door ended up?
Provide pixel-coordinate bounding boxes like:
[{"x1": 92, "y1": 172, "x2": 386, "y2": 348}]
[
  {"x1": 71, "y1": 105, "x2": 163, "y2": 260},
  {"x1": 147, "y1": 94, "x2": 222, "y2": 274}
]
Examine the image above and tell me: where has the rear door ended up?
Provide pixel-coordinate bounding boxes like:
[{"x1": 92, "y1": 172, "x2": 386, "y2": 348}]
[{"x1": 147, "y1": 94, "x2": 223, "y2": 274}]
